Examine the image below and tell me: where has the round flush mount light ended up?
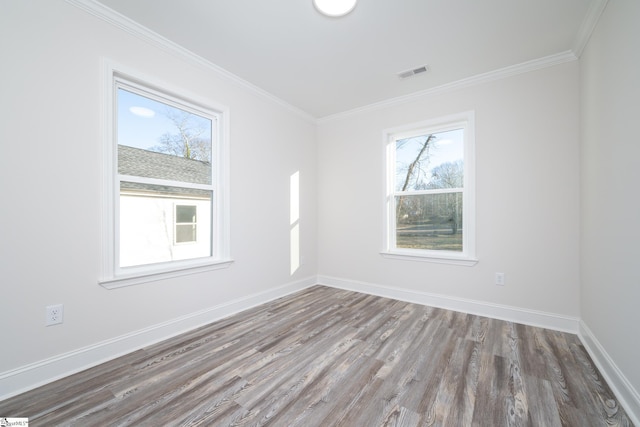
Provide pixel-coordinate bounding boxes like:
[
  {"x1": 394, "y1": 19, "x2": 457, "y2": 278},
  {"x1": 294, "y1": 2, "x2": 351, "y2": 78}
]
[{"x1": 313, "y1": 0, "x2": 357, "y2": 17}]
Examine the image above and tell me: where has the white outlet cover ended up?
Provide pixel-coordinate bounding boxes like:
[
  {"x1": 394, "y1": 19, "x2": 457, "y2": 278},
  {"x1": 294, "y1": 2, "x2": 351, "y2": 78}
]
[{"x1": 46, "y1": 304, "x2": 64, "y2": 326}]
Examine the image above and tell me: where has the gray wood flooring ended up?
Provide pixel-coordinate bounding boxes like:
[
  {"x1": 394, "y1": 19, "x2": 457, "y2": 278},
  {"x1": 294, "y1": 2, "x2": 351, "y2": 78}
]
[{"x1": 0, "y1": 285, "x2": 633, "y2": 426}]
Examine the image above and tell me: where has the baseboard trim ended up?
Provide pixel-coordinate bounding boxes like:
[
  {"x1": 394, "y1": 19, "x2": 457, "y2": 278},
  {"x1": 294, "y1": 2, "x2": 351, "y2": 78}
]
[
  {"x1": 0, "y1": 276, "x2": 316, "y2": 401},
  {"x1": 578, "y1": 321, "x2": 640, "y2": 426},
  {"x1": 317, "y1": 275, "x2": 580, "y2": 333},
  {"x1": 318, "y1": 276, "x2": 640, "y2": 421},
  {"x1": 7, "y1": 274, "x2": 637, "y2": 426}
]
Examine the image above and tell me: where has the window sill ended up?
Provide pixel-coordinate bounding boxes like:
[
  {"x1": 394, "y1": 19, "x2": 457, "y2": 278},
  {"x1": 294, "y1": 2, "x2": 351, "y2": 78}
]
[
  {"x1": 380, "y1": 251, "x2": 478, "y2": 266},
  {"x1": 99, "y1": 259, "x2": 234, "y2": 289}
]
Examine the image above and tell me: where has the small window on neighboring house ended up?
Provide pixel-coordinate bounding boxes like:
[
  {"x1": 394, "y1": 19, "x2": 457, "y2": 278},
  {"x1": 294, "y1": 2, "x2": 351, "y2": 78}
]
[
  {"x1": 100, "y1": 63, "x2": 231, "y2": 288},
  {"x1": 175, "y1": 205, "x2": 197, "y2": 244},
  {"x1": 383, "y1": 112, "x2": 477, "y2": 265}
]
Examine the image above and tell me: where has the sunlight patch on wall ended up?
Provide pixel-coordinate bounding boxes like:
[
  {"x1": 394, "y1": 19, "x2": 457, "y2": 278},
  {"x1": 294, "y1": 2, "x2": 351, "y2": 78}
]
[{"x1": 290, "y1": 171, "x2": 300, "y2": 275}]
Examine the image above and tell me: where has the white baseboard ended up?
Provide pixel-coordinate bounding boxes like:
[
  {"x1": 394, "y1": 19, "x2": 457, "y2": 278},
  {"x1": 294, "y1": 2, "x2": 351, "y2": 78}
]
[
  {"x1": 578, "y1": 321, "x2": 640, "y2": 426},
  {"x1": 319, "y1": 276, "x2": 640, "y2": 423},
  {"x1": 0, "y1": 276, "x2": 316, "y2": 401},
  {"x1": 5, "y1": 274, "x2": 637, "y2": 426},
  {"x1": 317, "y1": 275, "x2": 580, "y2": 333}
]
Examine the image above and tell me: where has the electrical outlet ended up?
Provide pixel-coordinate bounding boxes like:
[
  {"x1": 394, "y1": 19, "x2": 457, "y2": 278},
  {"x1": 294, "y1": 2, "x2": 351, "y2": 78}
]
[
  {"x1": 46, "y1": 304, "x2": 64, "y2": 326},
  {"x1": 495, "y1": 273, "x2": 505, "y2": 286}
]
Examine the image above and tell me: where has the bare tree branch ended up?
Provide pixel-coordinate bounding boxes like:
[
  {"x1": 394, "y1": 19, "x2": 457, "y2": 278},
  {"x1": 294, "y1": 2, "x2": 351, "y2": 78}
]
[{"x1": 151, "y1": 109, "x2": 211, "y2": 162}]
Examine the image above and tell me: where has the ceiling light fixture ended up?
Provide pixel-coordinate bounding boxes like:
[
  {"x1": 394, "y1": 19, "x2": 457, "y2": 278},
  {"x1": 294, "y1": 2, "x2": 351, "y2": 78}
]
[{"x1": 313, "y1": 0, "x2": 357, "y2": 17}]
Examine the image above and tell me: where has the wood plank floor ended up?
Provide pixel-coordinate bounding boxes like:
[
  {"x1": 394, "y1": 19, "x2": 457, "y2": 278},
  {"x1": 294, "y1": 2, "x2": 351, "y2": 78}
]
[{"x1": 0, "y1": 286, "x2": 633, "y2": 426}]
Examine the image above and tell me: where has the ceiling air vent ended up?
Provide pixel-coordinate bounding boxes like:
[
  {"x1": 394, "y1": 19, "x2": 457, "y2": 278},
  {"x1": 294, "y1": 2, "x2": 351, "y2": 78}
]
[{"x1": 397, "y1": 65, "x2": 429, "y2": 80}]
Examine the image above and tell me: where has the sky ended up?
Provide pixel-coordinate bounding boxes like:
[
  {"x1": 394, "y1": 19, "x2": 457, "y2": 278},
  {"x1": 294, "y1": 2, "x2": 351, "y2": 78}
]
[
  {"x1": 396, "y1": 128, "x2": 464, "y2": 189},
  {"x1": 117, "y1": 88, "x2": 212, "y2": 152}
]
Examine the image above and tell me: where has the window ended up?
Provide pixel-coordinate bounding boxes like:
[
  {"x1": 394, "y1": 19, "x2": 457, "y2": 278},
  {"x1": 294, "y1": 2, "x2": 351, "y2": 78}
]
[
  {"x1": 101, "y1": 63, "x2": 231, "y2": 288},
  {"x1": 383, "y1": 112, "x2": 476, "y2": 265},
  {"x1": 175, "y1": 205, "x2": 197, "y2": 244}
]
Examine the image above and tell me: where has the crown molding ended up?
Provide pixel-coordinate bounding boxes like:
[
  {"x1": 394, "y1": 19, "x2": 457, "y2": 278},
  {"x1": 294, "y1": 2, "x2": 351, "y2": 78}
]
[
  {"x1": 66, "y1": 0, "x2": 596, "y2": 125},
  {"x1": 318, "y1": 50, "x2": 578, "y2": 123},
  {"x1": 572, "y1": 0, "x2": 609, "y2": 58},
  {"x1": 65, "y1": 0, "x2": 316, "y2": 123}
]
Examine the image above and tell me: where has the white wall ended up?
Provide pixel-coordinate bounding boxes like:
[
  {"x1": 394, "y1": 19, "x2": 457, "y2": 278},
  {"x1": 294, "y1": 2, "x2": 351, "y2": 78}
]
[
  {"x1": 317, "y1": 61, "x2": 581, "y2": 319},
  {"x1": 0, "y1": 0, "x2": 317, "y2": 394},
  {"x1": 580, "y1": 0, "x2": 640, "y2": 410},
  {"x1": 3, "y1": 1, "x2": 636, "y2": 416}
]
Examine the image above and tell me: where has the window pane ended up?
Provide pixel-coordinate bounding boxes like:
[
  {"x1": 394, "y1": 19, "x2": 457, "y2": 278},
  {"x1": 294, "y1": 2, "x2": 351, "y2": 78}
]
[
  {"x1": 117, "y1": 88, "x2": 212, "y2": 184},
  {"x1": 176, "y1": 205, "x2": 197, "y2": 224},
  {"x1": 176, "y1": 224, "x2": 196, "y2": 243},
  {"x1": 396, "y1": 128, "x2": 464, "y2": 191},
  {"x1": 395, "y1": 193, "x2": 463, "y2": 251},
  {"x1": 119, "y1": 182, "x2": 212, "y2": 268}
]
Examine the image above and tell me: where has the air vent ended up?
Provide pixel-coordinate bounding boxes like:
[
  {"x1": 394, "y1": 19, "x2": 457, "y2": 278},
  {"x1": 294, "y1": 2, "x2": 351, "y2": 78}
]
[{"x1": 397, "y1": 65, "x2": 429, "y2": 80}]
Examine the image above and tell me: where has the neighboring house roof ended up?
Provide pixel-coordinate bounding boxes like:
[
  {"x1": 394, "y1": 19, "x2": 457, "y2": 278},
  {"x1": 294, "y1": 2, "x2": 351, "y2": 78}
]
[{"x1": 118, "y1": 145, "x2": 211, "y2": 199}]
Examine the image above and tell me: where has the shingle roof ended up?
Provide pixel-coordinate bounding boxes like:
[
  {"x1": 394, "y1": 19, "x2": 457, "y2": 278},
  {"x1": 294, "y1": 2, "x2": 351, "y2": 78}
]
[
  {"x1": 118, "y1": 145, "x2": 211, "y2": 183},
  {"x1": 118, "y1": 145, "x2": 211, "y2": 199}
]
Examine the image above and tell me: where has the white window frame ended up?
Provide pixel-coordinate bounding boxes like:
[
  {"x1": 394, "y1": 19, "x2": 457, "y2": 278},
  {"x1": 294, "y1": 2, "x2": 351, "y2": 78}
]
[
  {"x1": 100, "y1": 61, "x2": 232, "y2": 289},
  {"x1": 382, "y1": 111, "x2": 477, "y2": 266}
]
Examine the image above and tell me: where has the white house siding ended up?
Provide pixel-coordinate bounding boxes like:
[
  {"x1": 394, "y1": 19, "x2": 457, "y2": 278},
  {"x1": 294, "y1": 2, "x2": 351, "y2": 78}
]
[{"x1": 119, "y1": 194, "x2": 212, "y2": 267}]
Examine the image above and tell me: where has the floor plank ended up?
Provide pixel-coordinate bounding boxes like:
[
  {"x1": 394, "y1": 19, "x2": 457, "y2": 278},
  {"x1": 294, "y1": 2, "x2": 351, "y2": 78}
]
[{"x1": 0, "y1": 286, "x2": 633, "y2": 426}]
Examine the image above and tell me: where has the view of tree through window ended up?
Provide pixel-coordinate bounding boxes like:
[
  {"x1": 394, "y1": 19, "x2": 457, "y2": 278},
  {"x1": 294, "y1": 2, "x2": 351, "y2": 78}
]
[
  {"x1": 394, "y1": 128, "x2": 464, "y2": 251},
  {"x1": 117, "y1": 88, "x2": 212, "y2": 162}
]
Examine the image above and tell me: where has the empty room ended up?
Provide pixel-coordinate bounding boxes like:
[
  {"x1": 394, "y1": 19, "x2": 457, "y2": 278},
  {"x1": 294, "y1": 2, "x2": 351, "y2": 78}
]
[{"x1": 0, "y1": 0, "x2": 638, "y2": 425}]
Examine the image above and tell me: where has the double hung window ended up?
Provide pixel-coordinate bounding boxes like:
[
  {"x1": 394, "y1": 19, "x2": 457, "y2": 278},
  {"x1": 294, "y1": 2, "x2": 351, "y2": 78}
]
[
  {"x1": 101, "y1": 64, "x2": 230, "y2": 288},
  {"x1": 175, "y1": 205, "x2": 198, "y2": 244},
  {"x1": 383, "y1": 112, "x2": 476, "y2": 265}
]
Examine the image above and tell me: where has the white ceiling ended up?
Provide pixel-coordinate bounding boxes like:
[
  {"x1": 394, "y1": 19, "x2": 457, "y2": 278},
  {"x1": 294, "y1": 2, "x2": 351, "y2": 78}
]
[{"x1": 94, "y1": 0, "x2": 598, "y2": 119}]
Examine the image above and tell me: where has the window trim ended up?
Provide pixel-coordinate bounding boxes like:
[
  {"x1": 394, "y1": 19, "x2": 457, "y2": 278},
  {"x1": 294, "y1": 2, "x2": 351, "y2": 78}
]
[
  {"x1": 381, "y1": 111, "x2": 477, "y2": 266},
  {"x1": 99, "y1": 60, "x2": 232, "y2": 289}
]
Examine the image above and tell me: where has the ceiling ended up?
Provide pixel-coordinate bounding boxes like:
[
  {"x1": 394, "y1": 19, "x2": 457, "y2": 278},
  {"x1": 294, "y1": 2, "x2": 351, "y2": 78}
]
[{"x1": 94, "y1": 0, "x2": 597, "y2": 119}]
